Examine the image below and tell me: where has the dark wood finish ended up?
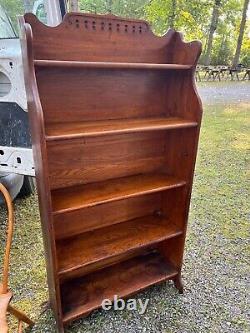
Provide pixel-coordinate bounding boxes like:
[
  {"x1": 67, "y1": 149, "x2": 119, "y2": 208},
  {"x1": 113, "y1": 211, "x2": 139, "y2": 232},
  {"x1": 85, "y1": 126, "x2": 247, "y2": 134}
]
[
  {"x1": 54, "y1": 193, "x2": 162, "y2": 240},
  {"x1": 46, "y1": 117, "x2": 198, "y2": 141},
  {"x1": 35, "y1": 59, "x2": 192, "y2": 70},
  {"x1": 51, "y1": 173, "x2": 186, "y2": 213},
  {"x1": 20, "y1": 12, "x2": 202, "y2": 332},
  {"x1": 61, "y1": 252, "x2": 178, "y2": 324},
  {"x1": 173, "y1": 272, "x2": 184, "y2": 294},
  {"x1": 56, "y1": 215, "x2": 183, "y2": 279},
  {"x1": 47, "y1": 132, "x2": 170, "y2": 189}
]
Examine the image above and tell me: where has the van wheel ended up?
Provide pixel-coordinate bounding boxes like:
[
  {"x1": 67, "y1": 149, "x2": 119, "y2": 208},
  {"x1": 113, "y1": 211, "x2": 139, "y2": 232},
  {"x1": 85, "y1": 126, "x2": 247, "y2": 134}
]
[{"x1": 18, "y1": 176, "x2": 35, "y2": 198}]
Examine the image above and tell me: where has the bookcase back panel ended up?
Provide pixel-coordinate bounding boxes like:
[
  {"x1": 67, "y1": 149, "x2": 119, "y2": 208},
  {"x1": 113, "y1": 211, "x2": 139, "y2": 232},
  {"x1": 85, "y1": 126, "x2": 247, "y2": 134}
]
[
  {"x1": 47, "y1": 132, "x2": 167, "y2": 189},
  {"x1": 59, "y1": 246, "x2": 155, "y2": 283},
  {"x1": 54, "y1": 192, "x2": 162, "y2": 240},
  {"x1": 24, "y1": 13, "x2": 174, "y2": 63},
  {"x1": 36, "y1": 68, "x2": 168, "y2": 124}
]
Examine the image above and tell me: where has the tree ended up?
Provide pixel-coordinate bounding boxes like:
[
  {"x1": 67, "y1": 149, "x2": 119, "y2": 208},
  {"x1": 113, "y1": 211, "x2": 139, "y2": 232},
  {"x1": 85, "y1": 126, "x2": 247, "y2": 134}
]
[
  {"x1": 169, "y1": 0, "x2": 177, "y2": 28},
  {"x1": 23, "y1": 0, "x2": 33, "y2": 12},
  {"x1": 232, "y1": 0, "x2": 249, "y2": 67},
  {"x1": 145, "y1": 0, "x2": 183, "y2": 33},
  {"x1": 79, "y1": 0, "x2": 147, "y2": 18},
  {"x1": 208, "y1": 0, "x2": 243, "y2": 65},
  {"x1": 240, "y1": 23, "x2": 250, "y2": 66},
  {"x1": 69, "y1": 0, "x2": 79, "y2": 11},
  {"x1": 204, "y1": 0, "x2": 222, "y2": 66},
  {"x1": 107, "y1": 0, "x2": 112, "y2": 13}
]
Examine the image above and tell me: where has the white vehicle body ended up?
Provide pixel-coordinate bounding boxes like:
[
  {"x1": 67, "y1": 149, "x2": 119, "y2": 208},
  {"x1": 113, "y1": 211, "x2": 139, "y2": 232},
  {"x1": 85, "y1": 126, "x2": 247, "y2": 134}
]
[
  {"x1": 0, "y1": 38, "x2": 26, "y2": 110},
  {"x1": 0, "y1": 0, "x2": 63, "y2": 107},
  {"x1": 0, "y1": 0, "x2": 63, "y2": 110},
  {"x1": 0, "y1": 0, "x2": 66, "y2": 199}
]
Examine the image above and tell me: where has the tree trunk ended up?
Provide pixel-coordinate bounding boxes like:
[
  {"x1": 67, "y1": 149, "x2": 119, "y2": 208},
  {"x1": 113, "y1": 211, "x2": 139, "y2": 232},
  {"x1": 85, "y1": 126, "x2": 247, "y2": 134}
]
[
  {"x1": 69, "y1": 0, "x2": 79, "y2": 12},
  {"x1": 204, "y1": 0, "x2": 222, "y2": 66},
  {"x1": 23, "y1": 0, "x2": 33, "y2": 12},
  {"x1": 169, "y1": 0, "x2": 177, "y2": 28},
  {"x1": 107, "y1": 0, "x2": 113, "y2": 13},
  {"x1": 232, "y1": 0, "x2": 249, "y2": 67}
]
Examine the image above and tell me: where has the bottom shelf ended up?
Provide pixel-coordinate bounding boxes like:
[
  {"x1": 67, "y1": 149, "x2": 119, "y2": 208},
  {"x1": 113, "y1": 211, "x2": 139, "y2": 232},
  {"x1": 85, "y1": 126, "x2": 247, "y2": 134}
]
[{"x1": 61, "y1": 251, "x2": 178, "y2": 324}]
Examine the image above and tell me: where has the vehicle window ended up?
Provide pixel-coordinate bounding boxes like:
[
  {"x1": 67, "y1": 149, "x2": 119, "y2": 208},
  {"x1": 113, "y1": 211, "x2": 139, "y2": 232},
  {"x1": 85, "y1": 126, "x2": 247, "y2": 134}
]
[
  {"x1": 35, "y1": 3, "x2": 47, "y2": 24},
  {"x1": 0, "y1": 5, "x2": 17, "y2": 39},
  {"x1": 30, "y1": 0, "x2": 48, "y2": 24},
  {"x1": 1, "y1": 0, "x2": 64, "y2": 34}
]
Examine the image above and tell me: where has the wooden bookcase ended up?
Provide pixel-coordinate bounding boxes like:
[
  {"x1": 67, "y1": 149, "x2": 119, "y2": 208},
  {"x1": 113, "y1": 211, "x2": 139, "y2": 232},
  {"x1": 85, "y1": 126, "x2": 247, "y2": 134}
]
[{"x1": 20, "y1": 12, "x2": 202, "y2": 332}]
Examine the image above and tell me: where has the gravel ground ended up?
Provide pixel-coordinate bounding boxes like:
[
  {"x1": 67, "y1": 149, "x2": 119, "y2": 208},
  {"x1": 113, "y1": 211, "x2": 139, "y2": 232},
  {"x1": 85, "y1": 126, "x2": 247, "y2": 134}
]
[{"x1": 0, "y1": 81, "x2": 249, "y2": 332}]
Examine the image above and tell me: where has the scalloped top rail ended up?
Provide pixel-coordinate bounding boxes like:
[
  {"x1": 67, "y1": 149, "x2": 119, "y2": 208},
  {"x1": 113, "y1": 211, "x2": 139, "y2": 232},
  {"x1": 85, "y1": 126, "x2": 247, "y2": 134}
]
[
  {"x1": 23, "y1": 13, "x2": 202, "y2": 65},
  {"x1": 34, "y1": 60, "x2": 193, "y2": 70}
]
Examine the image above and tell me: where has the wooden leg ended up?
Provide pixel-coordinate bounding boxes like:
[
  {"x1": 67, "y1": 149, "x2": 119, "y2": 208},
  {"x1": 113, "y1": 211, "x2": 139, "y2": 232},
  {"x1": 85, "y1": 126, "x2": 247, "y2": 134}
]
[
  {"x1": 18, "y1": 320, "x2": 23, "y2": 333},
  {"x1": 8, "y1": 305, "x2": 34, "y2": 327},
  {"x1": 57, "y1": 316, "x2": 68, "y2": 333},
  {"x1": 0, "y1": 292, "x2": 12, "y2": 333},
  {"x1": 173, "y1": 273, "x2": 184, "y2": 294}
]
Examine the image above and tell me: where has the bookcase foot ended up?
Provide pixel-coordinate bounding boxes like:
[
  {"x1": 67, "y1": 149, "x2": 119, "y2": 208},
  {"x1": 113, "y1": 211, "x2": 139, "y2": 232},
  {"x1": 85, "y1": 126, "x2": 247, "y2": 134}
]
[
  {"x1": 173, "y1": 273, "x2": 184, "y2": 294},
  {"x1": 58, "y1": 323, "x2": 65, "y2": 333}
]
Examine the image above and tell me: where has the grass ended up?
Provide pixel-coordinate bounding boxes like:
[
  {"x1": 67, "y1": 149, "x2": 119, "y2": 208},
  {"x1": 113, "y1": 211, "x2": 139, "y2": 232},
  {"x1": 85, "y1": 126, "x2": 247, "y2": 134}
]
[{"x1": 0, "y1": 83, "x2": 249, "y2": 332}]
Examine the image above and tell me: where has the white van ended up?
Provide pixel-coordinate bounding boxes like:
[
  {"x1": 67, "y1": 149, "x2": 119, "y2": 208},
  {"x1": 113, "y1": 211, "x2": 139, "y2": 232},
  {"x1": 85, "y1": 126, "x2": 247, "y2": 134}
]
[{"x1": 0, "y1": 0, "x2": 66, "y2": 200}]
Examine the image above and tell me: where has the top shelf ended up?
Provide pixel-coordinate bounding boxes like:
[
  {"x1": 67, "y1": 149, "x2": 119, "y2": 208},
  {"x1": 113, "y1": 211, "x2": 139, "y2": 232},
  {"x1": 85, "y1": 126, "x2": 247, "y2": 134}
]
[{"x1": 34, "y1": 59, "x2": 193, "y2": 70}]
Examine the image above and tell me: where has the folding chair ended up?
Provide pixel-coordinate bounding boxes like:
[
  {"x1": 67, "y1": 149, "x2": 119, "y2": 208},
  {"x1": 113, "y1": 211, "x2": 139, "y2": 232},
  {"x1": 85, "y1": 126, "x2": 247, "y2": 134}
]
[{"x1": 0, "y1": 183, "x2": 34, "y2": 333}]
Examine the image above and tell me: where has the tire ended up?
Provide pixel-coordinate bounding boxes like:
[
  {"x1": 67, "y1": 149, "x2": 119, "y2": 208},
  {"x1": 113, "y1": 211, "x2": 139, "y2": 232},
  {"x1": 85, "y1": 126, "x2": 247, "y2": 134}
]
[
  {"x1": 18, "y1": 176, "x2": 36, "y2": 198},
  {"x1": 0, "y1": 172, "x2": 24, "y2": 204}
]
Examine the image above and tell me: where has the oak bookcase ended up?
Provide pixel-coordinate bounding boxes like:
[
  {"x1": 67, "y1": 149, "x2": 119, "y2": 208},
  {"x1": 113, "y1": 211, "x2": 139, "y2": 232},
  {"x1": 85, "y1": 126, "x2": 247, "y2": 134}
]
[{"x1": 20, "y1": 12, "x2": 202, "y2": 332}]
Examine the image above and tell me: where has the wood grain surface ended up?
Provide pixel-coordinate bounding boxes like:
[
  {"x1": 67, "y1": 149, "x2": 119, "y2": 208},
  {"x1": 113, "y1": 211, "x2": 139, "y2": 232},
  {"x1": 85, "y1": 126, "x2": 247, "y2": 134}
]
[
  {"x1": 61, "y1": 252, "x2": 178, "y2": 324},
  {"x1": 21, "y1": 11, "x2": 202, "y2": 332},
  {"x1": 51, "y1": 173, "x2": 186, "y2": 213},
  {"x1": 56, "y1": 214, "x2": 182, "y2": 278}
]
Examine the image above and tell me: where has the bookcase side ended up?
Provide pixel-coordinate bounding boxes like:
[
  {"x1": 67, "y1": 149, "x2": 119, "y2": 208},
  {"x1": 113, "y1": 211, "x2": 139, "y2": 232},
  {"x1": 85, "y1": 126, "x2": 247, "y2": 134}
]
[{"x1": 19, "y1": 17, "x2": 64, "y2": 332}]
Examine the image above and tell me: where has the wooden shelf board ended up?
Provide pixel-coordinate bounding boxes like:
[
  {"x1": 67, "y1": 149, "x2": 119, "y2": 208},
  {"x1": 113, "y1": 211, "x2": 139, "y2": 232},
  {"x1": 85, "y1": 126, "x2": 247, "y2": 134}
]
[
  {"x1": 61, "y1": 251, "x2": 178, "y2": 324},
  {"x1": 56, "y1": 214, "x2": 182, "y2": 278},
  {"x1": 51, "y1": 173, "x2": 186, "y2": 214},
  {"x1": 35, "y1": 59, "x2": 192, "y2": 70},
  {"x1": 46, "y1": 117, "x2": 198, "y2": 141}
]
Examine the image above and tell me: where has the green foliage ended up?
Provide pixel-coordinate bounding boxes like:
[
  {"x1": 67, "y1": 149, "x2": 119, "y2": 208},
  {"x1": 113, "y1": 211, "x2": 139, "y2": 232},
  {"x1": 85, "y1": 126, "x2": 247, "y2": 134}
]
[
  {"x1": 240, "y1": 24, "x2": 250, "y2": 66},
  {"x1": 211, "y1": 36, "x2": 233, "y2": 65},
  {"x1": 0, "y1": 0, "x2": 249, "y2": 66},
  {"x1": 79, "y1": 0, "x2": 250, "y2": 65},
  {"x1": 145, "y1": 0, "x2": 249, "y2": 65},
  {"x1": 79, "y1": 0, "x2": 147, "y2": 18}
]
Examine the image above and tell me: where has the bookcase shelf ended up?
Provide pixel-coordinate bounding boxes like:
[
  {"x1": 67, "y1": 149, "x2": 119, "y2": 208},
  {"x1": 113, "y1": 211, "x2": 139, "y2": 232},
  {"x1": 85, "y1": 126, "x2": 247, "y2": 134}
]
[
  {"x1": 46, "y1": 117, "x2": 198, "y2": 141},
  {"x1": 51, "y1": 173, "x2": 186, "y2": 214},
  {"x1": 21, "y1": 11, "x2": 202, "y2": 333},
  {"x1": 56, "y1": 214, "x2": 183, "y2": 279},
  {"x1": 61, "y1": 252, "x2": 178, "y2": 324},
  {"x1": 35, "y1": 59, "x2": 193, "y2": 70}
]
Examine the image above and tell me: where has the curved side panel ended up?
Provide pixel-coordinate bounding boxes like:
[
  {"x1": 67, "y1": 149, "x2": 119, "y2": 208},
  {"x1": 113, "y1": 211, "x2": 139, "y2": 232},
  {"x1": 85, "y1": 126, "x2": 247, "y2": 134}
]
[
  {"x1": 158, "y1": 33, "x2": 202, "y2": 273},
  {"x1": 18, "y1": 16, "x2": 63, "y2": 330},
  {"x1": 169, "y1": 31, "x2": 202, "y2": 65}
]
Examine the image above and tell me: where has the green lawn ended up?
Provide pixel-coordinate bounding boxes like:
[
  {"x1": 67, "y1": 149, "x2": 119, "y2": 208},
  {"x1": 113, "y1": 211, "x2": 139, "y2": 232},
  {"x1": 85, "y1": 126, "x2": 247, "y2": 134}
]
[{"x1": 0, "y1": 83, "x2": 249, "y2": 332}]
